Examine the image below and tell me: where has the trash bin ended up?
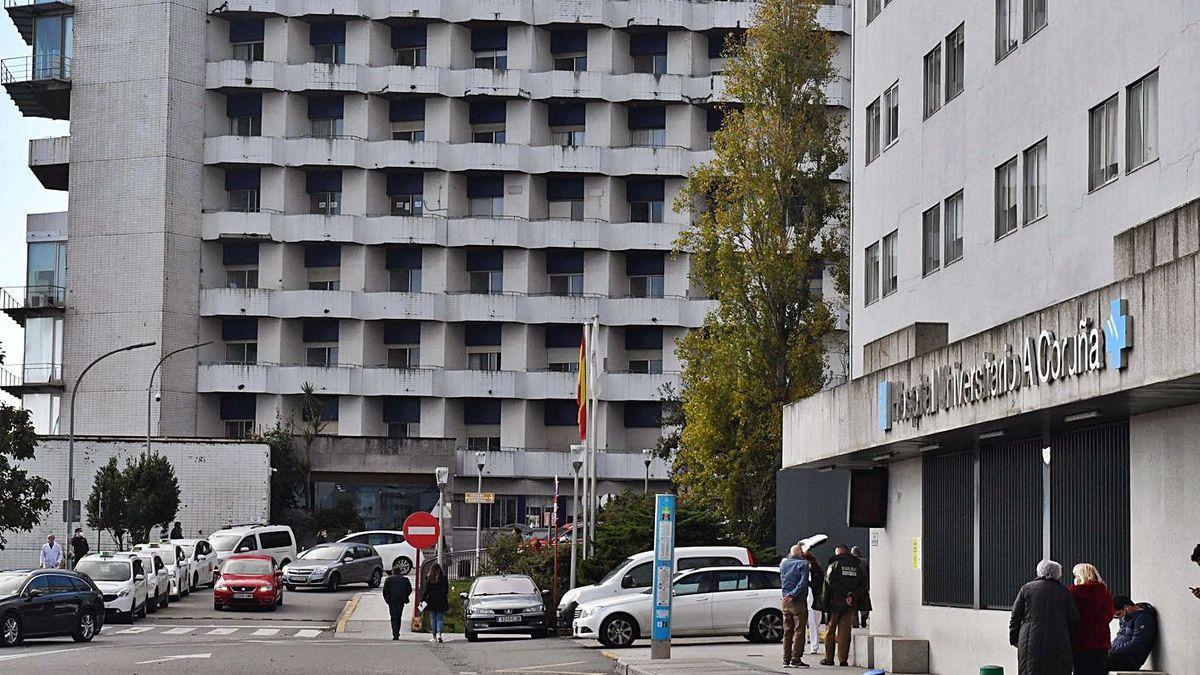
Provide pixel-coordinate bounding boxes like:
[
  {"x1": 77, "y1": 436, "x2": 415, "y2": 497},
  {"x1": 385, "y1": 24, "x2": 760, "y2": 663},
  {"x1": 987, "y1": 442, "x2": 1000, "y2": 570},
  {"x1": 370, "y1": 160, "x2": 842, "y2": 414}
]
[{"x1": 980, "y1": 667, "x2": 1004, "y2": 675}]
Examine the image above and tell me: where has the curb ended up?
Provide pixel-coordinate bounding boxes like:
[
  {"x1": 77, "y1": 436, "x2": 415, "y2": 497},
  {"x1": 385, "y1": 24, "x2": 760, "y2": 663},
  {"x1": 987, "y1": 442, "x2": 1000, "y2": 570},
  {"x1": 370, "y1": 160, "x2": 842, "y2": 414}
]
[{"x1": 335, "y1": 592, "x2": 363, "y2": 634}]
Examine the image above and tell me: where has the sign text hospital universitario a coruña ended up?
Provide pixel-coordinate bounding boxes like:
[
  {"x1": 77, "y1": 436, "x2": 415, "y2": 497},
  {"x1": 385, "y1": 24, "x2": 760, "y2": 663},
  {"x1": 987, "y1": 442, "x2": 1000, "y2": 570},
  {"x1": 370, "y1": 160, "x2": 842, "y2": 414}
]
[{"x1": 879, "y1": 299, "x2": 1133, "y2": 432}]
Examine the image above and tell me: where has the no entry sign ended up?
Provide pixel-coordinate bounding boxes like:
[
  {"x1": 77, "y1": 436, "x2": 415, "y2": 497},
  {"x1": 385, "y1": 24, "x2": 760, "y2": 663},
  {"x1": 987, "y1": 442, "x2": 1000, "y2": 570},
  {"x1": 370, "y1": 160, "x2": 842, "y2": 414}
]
[{"x1": 403, "y1": 511, "x2": 440, "y2": 550}]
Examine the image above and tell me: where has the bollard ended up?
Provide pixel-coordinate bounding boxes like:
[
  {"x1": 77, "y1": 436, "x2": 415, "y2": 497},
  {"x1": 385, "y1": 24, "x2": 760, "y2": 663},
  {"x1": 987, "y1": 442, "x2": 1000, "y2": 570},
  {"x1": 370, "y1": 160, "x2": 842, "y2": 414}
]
[{"x1": 980, "y1": 667, "x2": 1004, "y2": 675}]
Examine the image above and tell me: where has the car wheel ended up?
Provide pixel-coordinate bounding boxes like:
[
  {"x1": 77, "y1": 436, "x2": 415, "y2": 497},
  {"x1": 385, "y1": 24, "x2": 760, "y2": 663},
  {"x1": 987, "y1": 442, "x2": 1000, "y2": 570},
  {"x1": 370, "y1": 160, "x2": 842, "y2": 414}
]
[
  {"x1": 599, "y1": 614, "x2": 638, "y2": 648},
  {"x1": 139, "y1": 598, "x2": 148, "y2": 619},
  {"x1": 326, "y1": 572, "x2": 340, "y2": 592},
  {"x1": 72, "y1": 610, "x2": 98, "y2": 643},
  {"x1": 0, "y1": 614, "x2": 21, "y2": 647},
  {"x1": 147, "y1": 594, "x2": 157, "y2": 614},
  {"x1": 368, "y1": 569, "x2": 382, "y2": 588},
  {"x1": 267, "y1": 600, "x2": 277, "y2": 612},
  {"x1": 193, "y1": 573, "x2": 199, "y2": 590},
  {"x1": 277, "y1": 592, "x2": 283, "y2": 607},
  {"x1": 160, "y1": 590, "x2": 170, "y2": 609},
  {"x1": 465, "y1": 630, "x2": 478, "y2": 642},
  {"x1": 749, "y1": 609, "x2": 784, "y2": 643},
  {"x1": 214, "y1": 603, "x2": 222, "y2": 611},
  {"x1": 395, "y1": 557, "x2": 413, "y2": 575},
  {"x1": 286, "y1": 584, "x2": 296, "y2": 592}
]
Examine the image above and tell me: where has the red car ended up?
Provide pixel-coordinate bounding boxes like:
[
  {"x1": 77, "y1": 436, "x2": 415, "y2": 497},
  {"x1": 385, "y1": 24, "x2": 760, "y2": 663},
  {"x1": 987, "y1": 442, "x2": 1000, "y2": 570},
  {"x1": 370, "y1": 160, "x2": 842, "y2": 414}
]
[{"x1": 213, "y1": 555, "x2": 283, "y2": 611}]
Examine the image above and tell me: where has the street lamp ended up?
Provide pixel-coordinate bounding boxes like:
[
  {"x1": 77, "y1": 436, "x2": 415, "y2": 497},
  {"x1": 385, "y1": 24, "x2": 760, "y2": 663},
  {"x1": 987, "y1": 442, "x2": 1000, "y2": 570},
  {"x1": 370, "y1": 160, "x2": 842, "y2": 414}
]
[
  {"x1": 67, "y1": 341, "x2": 156, "y2": 562},
  {"x1": 147, "y1": 341, "x2": 212, "y2": 456},
  {"x1": 642, "y1": 449, "x2": 653, "y2": 494},
  {"x1": 435, "y1": 466, "x2": 449, "y2": 566},
  {"x1": 569, "y1": 444, "x2": 584, "y2": 590},
  {"x1": 473, "y1": 450, "x2": 487, "y2": 575}
]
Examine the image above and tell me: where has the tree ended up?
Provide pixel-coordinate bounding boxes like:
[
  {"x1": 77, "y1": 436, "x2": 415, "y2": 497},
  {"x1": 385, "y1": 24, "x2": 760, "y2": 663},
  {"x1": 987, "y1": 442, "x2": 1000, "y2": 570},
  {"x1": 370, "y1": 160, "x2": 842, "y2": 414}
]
[
  {"x1": 122, "y1": 454, "x2": 180, "y2": 544},
  {"x1": 671, "y1": 0, "x2": 848, "y2": 548},
  {"x1": 312, "y1": 495, "x2": 364, "y2": 542},
  {"x1": 256, "y1": 423, "x2": 308, "y2": 521},
  {"x1": 0, "y1": 403, "x2": 51, "y2": 550},
  {"x1": 298, "y1": 382, "x2": 328, "y2": 511},
  {"x1": 86, "y1": 457, "x2": 129, "y2": 549}
]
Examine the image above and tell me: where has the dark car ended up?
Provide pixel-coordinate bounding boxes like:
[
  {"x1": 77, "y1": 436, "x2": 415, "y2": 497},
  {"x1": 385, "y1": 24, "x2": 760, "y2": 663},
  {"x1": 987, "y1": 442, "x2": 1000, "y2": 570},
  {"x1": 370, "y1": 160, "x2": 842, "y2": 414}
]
[
  {"x1": 461, "y1": 574, "x2": 550, "y2": 641},
  {"x1": 0, "y1": 569, "x2": 106, "y2": 647}
]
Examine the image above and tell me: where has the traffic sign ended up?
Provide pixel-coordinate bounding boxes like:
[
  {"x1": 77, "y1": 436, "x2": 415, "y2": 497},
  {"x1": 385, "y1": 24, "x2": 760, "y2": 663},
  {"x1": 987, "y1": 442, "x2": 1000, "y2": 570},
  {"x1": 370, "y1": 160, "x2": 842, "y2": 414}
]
[
  {"x1": 465, "y1": 492, "x2": 495, "y2": 504},
  {"x1": 61, "y1": 499, "x2": 81, "y2": 523},
  {"x1": 650, "y1": 494, "x2": 676, "y2": 659},
  {"x1": 403, "y1": 511, "x2": 440, "y2": 549}
]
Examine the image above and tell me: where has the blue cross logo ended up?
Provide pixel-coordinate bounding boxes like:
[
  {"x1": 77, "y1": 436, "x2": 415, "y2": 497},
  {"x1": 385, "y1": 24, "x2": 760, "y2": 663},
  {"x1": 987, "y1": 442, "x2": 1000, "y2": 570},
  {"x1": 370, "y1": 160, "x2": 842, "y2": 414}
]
[{"x1": 1104, "y1": 299, "x2": 1132, "y2": 370}]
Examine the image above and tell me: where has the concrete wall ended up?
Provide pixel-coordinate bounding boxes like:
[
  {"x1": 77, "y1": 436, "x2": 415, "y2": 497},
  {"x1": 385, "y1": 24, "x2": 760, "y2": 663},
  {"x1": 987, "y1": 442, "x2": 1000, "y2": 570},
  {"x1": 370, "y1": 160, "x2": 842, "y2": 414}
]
[{"x1": 0, "y1": 437, "x2": 269, "y2": 570}]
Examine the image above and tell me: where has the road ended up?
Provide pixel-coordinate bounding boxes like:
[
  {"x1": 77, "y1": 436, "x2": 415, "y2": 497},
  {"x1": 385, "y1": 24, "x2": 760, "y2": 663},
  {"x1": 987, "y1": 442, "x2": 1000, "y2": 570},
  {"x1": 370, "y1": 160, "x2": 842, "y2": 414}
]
[{"x1": 0, "y1": 584, "x2": 615, "y2": 674}]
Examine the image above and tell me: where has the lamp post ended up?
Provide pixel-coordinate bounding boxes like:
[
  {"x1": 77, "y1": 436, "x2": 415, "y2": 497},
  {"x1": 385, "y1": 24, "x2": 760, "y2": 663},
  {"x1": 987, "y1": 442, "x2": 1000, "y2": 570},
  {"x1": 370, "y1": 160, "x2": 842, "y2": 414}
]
[
  {"x1": 67, "y1": 341, "x2": 156, "y2": 561},
  {"x1": 435, "y1": 466, "x2": 449, "y2": 566},
  {"x1": 569, "y1": 444, "x2": 584, "y2": 590},
  {"x1": 642, "y1": 449, "x2": 653, "y2": 494},
  {"x1": 473, "y1": 451, "x2": 486, "y2": 575},
  {"x1": 147, "y1": 341, "x2": 212, "y2": 456}
]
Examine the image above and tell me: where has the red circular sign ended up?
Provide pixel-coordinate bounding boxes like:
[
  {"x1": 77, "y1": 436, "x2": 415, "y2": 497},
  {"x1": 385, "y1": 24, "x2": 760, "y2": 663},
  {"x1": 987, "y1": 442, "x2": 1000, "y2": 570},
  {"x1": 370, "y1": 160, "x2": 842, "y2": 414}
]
[{"x1": 402, "y1": 511, "x2": 440, "y2": 550}]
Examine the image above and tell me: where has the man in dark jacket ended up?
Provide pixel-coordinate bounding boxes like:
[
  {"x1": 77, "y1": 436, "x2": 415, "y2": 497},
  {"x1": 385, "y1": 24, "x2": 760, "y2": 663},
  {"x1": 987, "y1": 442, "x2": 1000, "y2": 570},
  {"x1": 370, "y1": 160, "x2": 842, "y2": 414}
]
[
  {"x1": 1107, "y1": 596, "x2": 1158, "y2": 671},
  {"x1": 383, "y1": 562, "x2": 413, "y2": 640},
  {"x1": 69, "y1": 528, "x2": 89, "y2": 569},
  {"x1": 820, "y1": 545, "x2": 868, "y2": 667}
]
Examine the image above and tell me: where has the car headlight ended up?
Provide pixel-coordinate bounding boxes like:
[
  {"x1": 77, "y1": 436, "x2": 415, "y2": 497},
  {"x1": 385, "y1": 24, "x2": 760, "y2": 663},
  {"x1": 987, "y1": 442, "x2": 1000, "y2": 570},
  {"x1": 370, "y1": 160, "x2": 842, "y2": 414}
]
[
  {"x1": 118, "y1": 589, "x2": 131, "y2": 598},
  {"x1": 469, "y1": 607, "x2": 495, "y2": 618},
  {"x1": 522, "y1": 605, "x2": 543, "y2": 614},
  {"x1": 215, "y1": 580, "x2": 228, "y2": 590},
  {"x1": 259, "y1": 584, "x2": 273, "y2": 592},
  {"x1": 579, "y1": 606, "x2": 598, "y2": 618},
  {"x1": 310, "y1": 566, "x2": 327, "y2": 574}
]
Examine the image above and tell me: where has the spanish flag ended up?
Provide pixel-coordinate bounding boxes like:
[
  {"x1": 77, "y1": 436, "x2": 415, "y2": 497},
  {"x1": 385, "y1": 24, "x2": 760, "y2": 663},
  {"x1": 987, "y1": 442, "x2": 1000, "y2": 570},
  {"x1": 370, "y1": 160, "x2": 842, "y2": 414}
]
[{"x1": 576, "y1": 329, "x2": 587, "y2": 440}]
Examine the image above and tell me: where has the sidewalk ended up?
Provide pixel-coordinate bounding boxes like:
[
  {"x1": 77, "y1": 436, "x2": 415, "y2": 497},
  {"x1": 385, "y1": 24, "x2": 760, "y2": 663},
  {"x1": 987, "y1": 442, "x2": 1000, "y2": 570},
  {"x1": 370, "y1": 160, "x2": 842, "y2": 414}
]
[
  {"x1": 335, "y1": 590, "x2": 464, "y2": 642},
  {"x1": 602, "y1": 637, "x2": 869, "y2": 675}
]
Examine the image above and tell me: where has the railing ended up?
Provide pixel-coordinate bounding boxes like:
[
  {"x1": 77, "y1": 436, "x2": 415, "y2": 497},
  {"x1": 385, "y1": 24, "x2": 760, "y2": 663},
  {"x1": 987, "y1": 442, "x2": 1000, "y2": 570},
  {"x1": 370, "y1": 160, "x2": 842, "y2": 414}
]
[
  {"x1": 0, "y1": 54, "x2": 71, "y2": 85},
  {"x1": 0, "y1": 285, "x2": 66, "y2": 311},
  {"x1": 0, "y1": 362, "x2": 63, "y2": 388},
  {"x1": 3, "y1": 0, "x2": 73, "y2": 8}
]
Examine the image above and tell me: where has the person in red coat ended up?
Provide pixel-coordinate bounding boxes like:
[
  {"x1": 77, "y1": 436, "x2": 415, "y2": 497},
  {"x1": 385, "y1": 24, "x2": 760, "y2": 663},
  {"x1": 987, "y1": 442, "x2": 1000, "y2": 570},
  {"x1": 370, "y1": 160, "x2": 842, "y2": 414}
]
[{"x1": 1068, "y1": 563, "x2": 1114, "y2": 675}]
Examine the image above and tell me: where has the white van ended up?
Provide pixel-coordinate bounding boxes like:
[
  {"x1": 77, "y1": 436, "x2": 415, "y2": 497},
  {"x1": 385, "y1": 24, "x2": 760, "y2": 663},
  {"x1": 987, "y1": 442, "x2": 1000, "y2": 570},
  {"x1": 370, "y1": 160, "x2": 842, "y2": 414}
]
[
  {"x1": 209, "y1": 524, "x2": 298, "y2": 575},
  {"x1": 555, "y1": 545, "x2": 753, "y2": 628}
]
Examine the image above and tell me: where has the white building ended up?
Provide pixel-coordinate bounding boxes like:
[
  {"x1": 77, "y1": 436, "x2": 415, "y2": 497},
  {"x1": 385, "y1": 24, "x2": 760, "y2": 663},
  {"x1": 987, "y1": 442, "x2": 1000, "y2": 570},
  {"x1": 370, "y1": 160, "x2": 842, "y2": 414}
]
[
  {"x1": 1, "y1": 1, "x2": 851, "y2": 534},
  {"x1": 784, "y1": 1, "x2": 1200, "y2": 671}
]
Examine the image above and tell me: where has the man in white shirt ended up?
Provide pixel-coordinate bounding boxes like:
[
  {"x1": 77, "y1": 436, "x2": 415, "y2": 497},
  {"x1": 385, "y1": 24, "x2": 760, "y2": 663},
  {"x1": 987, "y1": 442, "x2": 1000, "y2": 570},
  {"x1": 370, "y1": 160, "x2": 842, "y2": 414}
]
[{"x1": 39, "y1": 533, "x2": 64, "y2": 569}]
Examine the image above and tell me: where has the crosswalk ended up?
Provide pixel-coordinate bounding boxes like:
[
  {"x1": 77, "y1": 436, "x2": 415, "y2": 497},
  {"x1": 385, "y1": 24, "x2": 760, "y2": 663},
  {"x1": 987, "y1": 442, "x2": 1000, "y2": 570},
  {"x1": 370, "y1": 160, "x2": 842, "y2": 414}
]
[{"x1": 108, "y1": 625, "x2": 330, "y2": 640}]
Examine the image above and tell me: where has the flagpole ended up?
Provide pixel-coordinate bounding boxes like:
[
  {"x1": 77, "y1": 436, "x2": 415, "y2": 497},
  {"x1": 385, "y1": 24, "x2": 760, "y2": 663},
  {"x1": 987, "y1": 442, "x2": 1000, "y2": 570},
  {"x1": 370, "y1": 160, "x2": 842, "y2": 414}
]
[
  {"x1": 579, "y1": 321, "x2": 590, "y2": 560},
  {"x1": 588, "y1": 316, "x2": 599, "y2": 556}
]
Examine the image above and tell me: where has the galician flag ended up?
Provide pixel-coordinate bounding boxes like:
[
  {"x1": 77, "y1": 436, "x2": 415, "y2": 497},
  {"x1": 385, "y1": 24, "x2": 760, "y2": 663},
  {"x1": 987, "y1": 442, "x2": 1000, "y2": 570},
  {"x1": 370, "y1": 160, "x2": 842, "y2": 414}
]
[{"x1": 577, "y1": 328, "x2": 587, "y2": 440}]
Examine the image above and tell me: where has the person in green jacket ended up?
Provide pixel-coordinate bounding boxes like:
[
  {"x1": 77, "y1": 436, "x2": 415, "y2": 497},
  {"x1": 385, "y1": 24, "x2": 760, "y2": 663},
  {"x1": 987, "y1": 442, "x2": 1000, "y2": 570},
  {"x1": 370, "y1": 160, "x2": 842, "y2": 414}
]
[{"x1": 820, "y1": 545, "x2": 869, "y2": 667}]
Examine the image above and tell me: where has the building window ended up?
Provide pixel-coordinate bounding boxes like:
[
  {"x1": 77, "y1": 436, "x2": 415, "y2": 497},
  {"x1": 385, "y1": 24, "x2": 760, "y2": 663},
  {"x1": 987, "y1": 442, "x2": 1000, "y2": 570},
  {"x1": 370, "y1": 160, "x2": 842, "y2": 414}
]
[
  {"x1": 474, "y1": 50, "x2": 507, "y2": 69},
  {"x1": 230, "y1": 115, "x2": 261, "y2": 137},
  {"x1": 866, "y1": 0, "x2": 881, "y2": 23},
  {"x1": 232, "y1": 41, "x2": 264, "y2": 61},
  {"x1": 1023, "y1": 138, "x2": 1047, "y2": 224},
  {"x1": 472, "y1": 124, "x2": 506, "y2": 144},
  {"x1": 226, "y1": 341, "x2": 257, "y2": 365},
  {"x1": 225, "y1": 420, "x2": 254, "y2": 439},
  {"x1": 390, "y1": 267, "x2": 421, "y2": 292},
  {"x1": 226, "y1": 268, "x2": 258, "y2": 289},
  {"x1": 881, "y1": 230, "x2": 898, "y2": 296},
  {"x1": 1126, "y1": 71, "x2": 1159, "y2": 171},
  {"x1": 629, "y1": 200, "x2": 664, "y2": 223},
  {"x1": 305, "y1": 345, "x2": 338, "y2": 367},
  {"x1": 395, "y1": 46, "x2": 426, "y2": 66},
  {"x1": 392, "y1": 124, "x2": 425, "y2": 141},
  {"x1": 311, "y1": 117, "x2": 344, "y2": 138},
  {"x1": 630, "y1": 33, "x2": 668, "y2": 74},
  {"x1": 628, "y1": 275, "x2": 665, "y2": 299},
  {"x1": 944, "y1": 190, "x2": 964, "y2": 264},
  {"x1": 922, "y1": 205, "x2": 940, "y2": 276},
  {"x1": 628, "y1": 106, "x2": 667, "y2": 148},
  {"x1": 388, "y1": 346, "x2": 420, "y2": 369},
  {"x1": 229, "y1": 19, "x2": 264, "y2": 61},
  {"x1": 995, "y1": 0, "x2": 1019, "y2": 60},
  {"x1": 223, "y1": 240, "x2": 259, "y2": 289},
  {"x1": 467, "y1": 436, "x2": 501, "y2": 451},
  {"x1": 945, "y1": 24, "x2": 965, "y2": 101},
  {"x1": 549, "y1": 273, "x2": 584, "y2": 297},
  {"x1": 864, "y1": 241, "x2": 880, "y2": 305},
  {"x1": 628, "y1": 359, "x2": 664, "y2": 375},
  {"x1": 227, "y1": 189, "x2": 259, "y2": 213},
  {"x1": 923, "y1": 45, "x2": 941, "y2": 119},
  {"x1": 468, "y1": 352, "x2": 502, "y2": 371},
  {"x1": 866, "y1": 98, "x2": 881, "y2": 162},
  {"x1": 1089, "y1": 95, "x2": 1119, "y2": 190},
  {"x1": 1023, "y1": 0, "x2": 1047, "y2": 38},
  {"x1": 551, "y1": 127, "x2": 585, "y2": 147},
  {"x1": 554, "y1": 52, "x2": 587, "y2": 72},
  {"x1": 995, "y1": 157, "x2": 1019, "y2": 238},
  {"x1": 633, "y1": 53, "x2": 667, "y2": 75},
  {"x1": 313, "y1": 43, "x2": 345, "y2": 65},
  {"x1": 310, "y1": 192, "x2": 341, "y2": 215},
  {"x1": 391, "y1": 193, "x2": 422, "y2": 217},
  {"x1": 549, "y1": 198, "x2": 584, "y2": 221},
  {"x1": 922, "y1": 451, "x2": 976, "y2": 607},
  {"x1": 388, "y1": 422, "x2": 419, "y2": 439},
  {"x1": 630, "y1": 128, "x2": 666, "y2": 148},
  {"x1": 883, "y1": 82, "x2": 899, "y2": 147},
  {"x1": 980, "y1": 438, "x2": 1044, "y2": 609}
]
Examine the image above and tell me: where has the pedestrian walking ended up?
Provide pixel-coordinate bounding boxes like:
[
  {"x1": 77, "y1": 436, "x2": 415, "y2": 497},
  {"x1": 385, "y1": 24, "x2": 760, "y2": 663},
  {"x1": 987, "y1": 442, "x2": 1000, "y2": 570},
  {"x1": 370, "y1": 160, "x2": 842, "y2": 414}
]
[
  {"x1": 779, "y1": 544, "x2": 811, "y2": 669},
  {"x1": 1009, "y1": 560, "x2": 1079, "y2": 675},
  {"x1": 802, "y1": 549, "x2": 824, "y2": 655},
  {"x1": 170, "y1": 521, "x2": 183, "y2": 539},
  {"x1": 850, "y1": 545, "x2": 870, "y2": 629},
  {"x1": 39, "y1": 533, "x2": 64, "y2": 569},
  {"x1": 1067, "y1": 563, "x2": 1113, "y2": 675},
  {"x1": 424, "y1": 562, "x2": 450, "y2": 643},
  {"x1": 69, "y1": 528, "x2": 89, "y2": 569},
  {"x1": 383, "y1": 561, "x2": 413, "y2": 640},
  {"x1": 819, "y1": 544, "x2": 868, "y2": 667}
]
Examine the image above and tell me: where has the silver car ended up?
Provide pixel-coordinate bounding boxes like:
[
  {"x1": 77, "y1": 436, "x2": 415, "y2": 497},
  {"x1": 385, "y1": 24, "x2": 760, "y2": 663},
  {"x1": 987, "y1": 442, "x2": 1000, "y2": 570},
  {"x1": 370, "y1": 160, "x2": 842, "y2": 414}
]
[{"x1": 281, "y1": 543, "x2": 383, "y2": 591}]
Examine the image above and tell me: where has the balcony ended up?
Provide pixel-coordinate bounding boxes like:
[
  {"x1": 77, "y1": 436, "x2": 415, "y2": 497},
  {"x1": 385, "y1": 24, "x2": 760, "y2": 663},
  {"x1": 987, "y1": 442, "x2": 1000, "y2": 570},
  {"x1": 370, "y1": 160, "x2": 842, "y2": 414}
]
[
  {"x1": 28, "y1": 135, "x2": 68, "y2": 190},
  {"x1": 0, "y1": 285, "x2": 65, "y2": 326},
  {"x1": 454, "y1": 446, "x2": 669, "y2": 481},
  {"x1": 4, "y1": 0, "x2": 73, "y2": 45},
  {"x1": 0, "y1": 362, "x2": 63, "y2": 397},
  {"x1": 1, "y1": 54, "x2": 71, "y2": 119}
]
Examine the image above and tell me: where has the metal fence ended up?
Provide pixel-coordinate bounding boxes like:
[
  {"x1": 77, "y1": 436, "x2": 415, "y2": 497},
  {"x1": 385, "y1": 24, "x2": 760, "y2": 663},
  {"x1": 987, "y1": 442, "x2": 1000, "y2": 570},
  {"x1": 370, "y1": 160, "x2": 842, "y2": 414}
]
[{"x1": 0, "y1": 54, "x2": 72, "y2": 85}]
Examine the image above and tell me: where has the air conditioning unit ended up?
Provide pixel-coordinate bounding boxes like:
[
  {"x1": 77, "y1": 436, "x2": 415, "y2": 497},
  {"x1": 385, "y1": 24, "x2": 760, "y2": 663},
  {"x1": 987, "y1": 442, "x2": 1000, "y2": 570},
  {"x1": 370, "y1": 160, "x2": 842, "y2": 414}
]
[{"x1": 27, "y1": 295, "x2": 44, "y2": 309}]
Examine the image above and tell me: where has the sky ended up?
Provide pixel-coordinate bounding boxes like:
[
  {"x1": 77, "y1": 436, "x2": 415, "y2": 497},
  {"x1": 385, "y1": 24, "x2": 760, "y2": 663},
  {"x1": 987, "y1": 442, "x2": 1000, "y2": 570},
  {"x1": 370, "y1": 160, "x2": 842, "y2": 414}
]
[{"x1": 0, "y1": 21, "x2": 70, "y2": 402}]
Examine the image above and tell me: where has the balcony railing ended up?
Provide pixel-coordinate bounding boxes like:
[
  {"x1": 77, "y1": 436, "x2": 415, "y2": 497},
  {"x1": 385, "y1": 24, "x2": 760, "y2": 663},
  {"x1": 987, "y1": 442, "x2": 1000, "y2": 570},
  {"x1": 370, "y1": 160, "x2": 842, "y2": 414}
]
[
  {"x1": 1, "y1": 53, "x2": 71, "y2": 85},
  {"x1": 1, "y1": 285, "x2": 65, "y2": 311},
  {"x1": 3, "y1": 0, "x2": 74, "y2": 8},
  {"x1": 0, "y1": 362, "x2": 63, "y2": 390}
]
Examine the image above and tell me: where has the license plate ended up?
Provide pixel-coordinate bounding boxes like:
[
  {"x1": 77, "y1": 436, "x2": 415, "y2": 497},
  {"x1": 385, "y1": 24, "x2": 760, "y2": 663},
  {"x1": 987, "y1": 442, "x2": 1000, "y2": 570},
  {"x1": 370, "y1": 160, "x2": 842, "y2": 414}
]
[
  {"x1": 234, "y1": 592, "x2": 254, "y2": 599},
  {"x1": 496, "y1": 615, "x2": 522, "y2": 623}
]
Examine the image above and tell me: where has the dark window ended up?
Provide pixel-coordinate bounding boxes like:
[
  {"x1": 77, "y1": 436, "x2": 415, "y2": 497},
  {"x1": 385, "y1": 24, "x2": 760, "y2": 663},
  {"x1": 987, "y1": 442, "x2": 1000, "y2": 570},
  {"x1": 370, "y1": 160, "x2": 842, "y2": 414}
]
[
  {"x1": 622, "y1": 562, "x2": 652, "y2": 588},
  {"x1": 259, "y1": 531, "x2": 293, "y2": 550},
  {"x1": 236, "y1": 536, "x2": 258, "y2": 552},
  {"x1": 980, "y1": 438, "x2": 1044, "y2": 609},
  {"x1": 623, "y1": 401, "x2": 662, "y2": 428},
  {"x1": 673, "y1": 571, "x2": 712, "y2": 596},
  {"x1": 714, "y1": 570, "x2": 749, "y2": 592},
  {"x1": 543, "y1": 400, "x2": 578, "y2": 427},
  {"x1": 464, "y1": 398, "x2": 502, "y2": 425},
  {"x1": 749, "y1": 571, "x2": 781, "y2": 590},
  {"x1": 26, "y1": 575, "x2": 51, "y2": 593},
  {"x1": 343, "y1": 534, "x2": 368, "y2": 544},
  {"x1": 544, "y1": 324, "x2": 583, "y2": 348},
  {"x1": 922, "y1": 451, "x2": 974, "y2": 607}
]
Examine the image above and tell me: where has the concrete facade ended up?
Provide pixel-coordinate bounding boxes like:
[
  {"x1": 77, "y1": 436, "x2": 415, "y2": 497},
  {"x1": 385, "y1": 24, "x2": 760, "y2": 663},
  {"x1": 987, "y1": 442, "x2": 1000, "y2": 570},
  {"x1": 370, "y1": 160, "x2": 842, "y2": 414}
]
[{"x1": 0, "y1": 437, "x2": 270, "y2": 570}]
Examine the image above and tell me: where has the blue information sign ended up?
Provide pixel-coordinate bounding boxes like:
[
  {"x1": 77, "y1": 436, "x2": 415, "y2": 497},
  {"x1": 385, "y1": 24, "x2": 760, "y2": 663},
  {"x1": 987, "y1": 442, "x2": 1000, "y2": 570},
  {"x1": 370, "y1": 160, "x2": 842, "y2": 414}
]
[{"x1": 650, "y1": 494, "x2": 676, "y2": 656}]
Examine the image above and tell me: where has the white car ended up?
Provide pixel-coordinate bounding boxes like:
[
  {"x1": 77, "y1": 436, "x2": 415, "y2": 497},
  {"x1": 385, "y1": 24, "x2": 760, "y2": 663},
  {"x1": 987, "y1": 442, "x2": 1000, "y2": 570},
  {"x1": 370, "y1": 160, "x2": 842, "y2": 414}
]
[
  {"x1": 119, "y1": 551, "x2": 170, "y2": 612},
  {"x1": 209, "y1": 524, "x2": 298, "y2": 574},
  {"x1": 337, "y1": 531, "x2": 418, "y2": 575},
  {"x1": 573, "y1": 566, "x2": 784, "y2": 648},
  {"x1": 75, "y1": 552, "x2": 150, "y2": 622},
  {"x1": 133, "y1": 542, "x2": 191, "y2": 600},
  {"x1": 175, "y1": 538, "x2": 217, "y2": 589},
  {"x1": 556, "y1": 545, "x2": 753, "y2": 628}
]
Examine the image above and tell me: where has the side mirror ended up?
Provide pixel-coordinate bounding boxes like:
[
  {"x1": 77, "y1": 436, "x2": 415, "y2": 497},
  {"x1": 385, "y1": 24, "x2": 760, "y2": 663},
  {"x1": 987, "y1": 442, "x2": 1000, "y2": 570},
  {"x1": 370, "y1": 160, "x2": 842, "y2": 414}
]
[
  {"x1": 135, "y1": 574, "x2": 146, "y2": 581},
  {"x1": 343, "y1": 556, "x2": 354, "y2": 563},
  {"x1": 27, "y1": 588, "x2": 45, "y2": 599},
  {"x1": 459, "y1": 592, "x2": 469, "y2": 600},
  {"x1": 541, "y1": 589, "x2": 550, "y2": 597},
  {"x1": 237, "y1": 546, "x2": 249, "y2": 553}
]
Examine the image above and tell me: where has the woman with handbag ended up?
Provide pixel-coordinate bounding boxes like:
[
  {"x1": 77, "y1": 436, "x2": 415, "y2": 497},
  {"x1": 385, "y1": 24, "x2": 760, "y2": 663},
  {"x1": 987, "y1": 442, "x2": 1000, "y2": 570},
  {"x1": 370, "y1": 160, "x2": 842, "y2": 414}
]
[{"x1": 424, "y1": 563, "x2": 450, "y2": 643}]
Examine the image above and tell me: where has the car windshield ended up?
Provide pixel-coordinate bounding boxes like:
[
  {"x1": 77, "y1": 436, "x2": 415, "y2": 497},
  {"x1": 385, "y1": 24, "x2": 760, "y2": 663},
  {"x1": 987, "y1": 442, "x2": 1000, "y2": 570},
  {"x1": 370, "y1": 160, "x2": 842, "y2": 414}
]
[
  {"x1": 137, "y1": 546, "x2": 175, "y2": 564},
  {"x1": 222, "y1": 559, "x2": 271, "y2": 575},
  {"x1": 210, "y1": 534, "x2": 242, "y2": 552},
  {"x1": 598, "y1": 559, "x2": 634, "y2": 585},
  {"x1": 0, "y1": 574, "x2": 26, "y2": 596},
  {"x1": 75, "y1": 560, "x2": 131, "y2": 582},
  {"x1": 473, "y1": 577, "x2": 538, "y2": 596},
  {"x1": 298, "y1": 546, "x2": 345, "y2": 561}
]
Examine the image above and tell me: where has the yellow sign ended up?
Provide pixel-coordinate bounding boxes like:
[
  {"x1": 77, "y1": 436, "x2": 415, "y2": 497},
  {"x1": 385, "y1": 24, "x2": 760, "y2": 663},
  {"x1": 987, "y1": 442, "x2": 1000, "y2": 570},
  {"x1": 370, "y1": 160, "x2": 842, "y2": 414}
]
[
  {"x1": 912, "y1": 537, "x2": 922, "y2": 570},
  {"x1": 465, "y1": 492, "x2": 495, "y2": 504}
]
